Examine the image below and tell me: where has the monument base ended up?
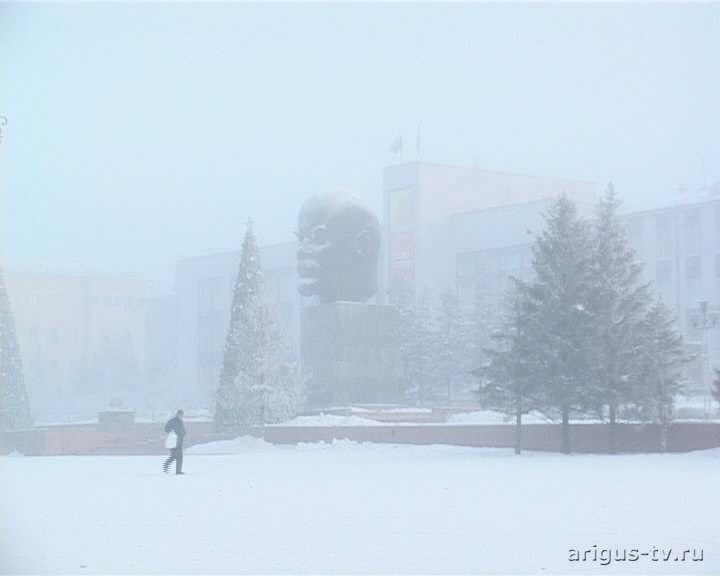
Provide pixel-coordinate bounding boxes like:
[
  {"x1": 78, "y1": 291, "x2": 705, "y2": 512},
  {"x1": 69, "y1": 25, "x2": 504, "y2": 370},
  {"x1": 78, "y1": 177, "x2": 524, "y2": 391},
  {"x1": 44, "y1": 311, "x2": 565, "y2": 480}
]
[{"x1": 301, "y1": 302, "x2": 406, "y2": 409}]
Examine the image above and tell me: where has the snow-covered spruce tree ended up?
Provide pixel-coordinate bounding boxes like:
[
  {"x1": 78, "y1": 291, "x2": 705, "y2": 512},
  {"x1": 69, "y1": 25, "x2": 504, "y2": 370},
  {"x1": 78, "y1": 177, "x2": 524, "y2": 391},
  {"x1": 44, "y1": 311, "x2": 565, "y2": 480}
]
[
  {"x1": 0, "y1": 269, "x2": 33, "y2": 431},
  {"x1": 713, "y1": 368, "x2": 720, "y2": 407},
  {"x1": 588, "y1": 185, "x2": 653, "y2": 452},
  {"x1": 519, "y1": 194, "x2": 595, "y2": 453},
  {"x1": 239, "y1": 293, "x2": 306, "y2": 425},
  {"x1": 475, "y1": 284, "x2": 543, "y2": 454},
  {"x1": 215, "y1": 221, "x2": 264, "y2": 431},
  {"x1": 215, "y1": 221, "x2": 306, "y2": 430},
  {"x1": 633, "y1": 301, "x2": 688, "y2": 452}
]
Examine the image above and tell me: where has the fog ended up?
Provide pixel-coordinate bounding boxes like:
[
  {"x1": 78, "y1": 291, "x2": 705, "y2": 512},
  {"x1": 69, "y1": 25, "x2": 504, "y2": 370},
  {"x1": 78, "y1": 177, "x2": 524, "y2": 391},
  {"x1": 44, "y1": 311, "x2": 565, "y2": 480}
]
[
  {"x1": 2, "y1": 2, "x2": 717, "y2": 294},
  {"x1": 1, "y1": 2, "x2": 719, "y2": 424}
]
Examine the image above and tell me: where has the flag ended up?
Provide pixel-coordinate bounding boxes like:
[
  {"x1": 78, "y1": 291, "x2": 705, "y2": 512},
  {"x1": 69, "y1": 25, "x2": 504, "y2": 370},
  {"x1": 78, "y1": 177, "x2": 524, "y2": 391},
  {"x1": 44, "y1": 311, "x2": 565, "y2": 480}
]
[{"x1": 391, "y1": 133, "x2": 403, "y2": 155}]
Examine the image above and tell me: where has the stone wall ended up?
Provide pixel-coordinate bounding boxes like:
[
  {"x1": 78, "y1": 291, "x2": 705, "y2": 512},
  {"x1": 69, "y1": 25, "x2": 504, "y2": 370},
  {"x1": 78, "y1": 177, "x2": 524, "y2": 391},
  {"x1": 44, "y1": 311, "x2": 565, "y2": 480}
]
[{"x1": 2, "y1": 421, "x2": 718, "y2": 456}]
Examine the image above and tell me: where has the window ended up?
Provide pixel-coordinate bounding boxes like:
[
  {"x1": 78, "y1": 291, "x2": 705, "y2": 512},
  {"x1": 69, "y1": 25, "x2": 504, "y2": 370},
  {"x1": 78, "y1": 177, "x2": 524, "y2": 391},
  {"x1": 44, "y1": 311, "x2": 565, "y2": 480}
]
[
  {"x1": 685, "y1": 255, "x2": 702, "y2": 280},
  {"x1": 655, "y1": 213, "x2": 673, "y2": 258},
  {"x1": 457, "y1": 278, "x2": 474, "y2": 307},
  {"x1": 456, "y1": 254, "x2": 474, "y2": 277},
  {"x1": 625, "y1": 217, "x2": 643, "y2": 251},
  {"x1": 656, "y1": 259, "x2": 673, "y2": 284},
  {"x1": 684, "y1": 209, "x2": 701, "y2": 255},
  {"x1": 198, "y1": 276, "x2": 222, "y2": 314}
]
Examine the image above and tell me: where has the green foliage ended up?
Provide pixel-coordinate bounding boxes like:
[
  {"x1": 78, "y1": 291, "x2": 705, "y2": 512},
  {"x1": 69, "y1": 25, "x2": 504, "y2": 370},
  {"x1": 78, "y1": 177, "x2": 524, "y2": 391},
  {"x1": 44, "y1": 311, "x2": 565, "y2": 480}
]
[
  {"x1": 632, "y1": 301, "x2": 689, "y2": 423},
  {"x1": 476, "y1": 286, "x2": 540, "y2": 410},
  {"x1": 586, "y1": 185, "x2": 655, "y2": 428},
  {"x1": 477, "y1": 191, "x2": 688, "y2": 453},
  {"x1": 518, "y1": 195, "x2": 595, "y2": 429}
]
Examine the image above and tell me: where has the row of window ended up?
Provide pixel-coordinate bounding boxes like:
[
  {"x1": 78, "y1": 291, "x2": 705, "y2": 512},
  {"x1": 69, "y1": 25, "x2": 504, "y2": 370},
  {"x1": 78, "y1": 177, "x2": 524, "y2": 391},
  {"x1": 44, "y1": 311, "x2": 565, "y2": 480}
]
[
  {"x1": 656, "y1": 254, "x2": 720, "y2": 284},
  {"x1": 628, "y1": 205, "x2": 720, "y2": 259},
  {"x1": 25, "y1": 327, "x2": 134, "y2": 347}
]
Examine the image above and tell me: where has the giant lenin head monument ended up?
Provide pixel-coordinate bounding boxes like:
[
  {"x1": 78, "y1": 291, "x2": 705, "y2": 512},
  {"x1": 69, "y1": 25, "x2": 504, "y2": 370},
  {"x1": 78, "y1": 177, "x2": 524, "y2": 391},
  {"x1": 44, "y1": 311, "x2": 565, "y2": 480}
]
[
  {"x1": 296, "y1": 189, "x2": 381, "y2": 304},
  {"x1": 296, "y1": 190, "x2": 405, "y2": 409}
]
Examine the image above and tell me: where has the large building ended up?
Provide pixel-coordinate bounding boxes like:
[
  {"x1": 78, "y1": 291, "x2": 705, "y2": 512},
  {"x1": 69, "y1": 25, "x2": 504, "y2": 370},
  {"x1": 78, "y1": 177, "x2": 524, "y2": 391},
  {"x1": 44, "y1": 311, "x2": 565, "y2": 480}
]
[
  {"x1": 160, "y1": 162, "x2": 720, "y2": 412},
  {"x1": 4, "y1": 270, "x2": 147, "y2": 422},
  {"x1": 383, "y1": 162, "x2": 597, "y2": 308},
  {"x1": 622, "y1": 188, "x2": 720, "y2": 407},
  {"x1": 173, "y1": 242, "x2": 299, "y2": 409}
]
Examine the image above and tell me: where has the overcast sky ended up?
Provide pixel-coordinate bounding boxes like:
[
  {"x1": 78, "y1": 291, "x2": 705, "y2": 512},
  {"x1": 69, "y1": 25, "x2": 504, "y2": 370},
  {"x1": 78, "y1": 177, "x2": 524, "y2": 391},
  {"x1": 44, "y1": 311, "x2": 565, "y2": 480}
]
[{"x1": 1, "y1": 2, "x2": 718, "y2": 296}]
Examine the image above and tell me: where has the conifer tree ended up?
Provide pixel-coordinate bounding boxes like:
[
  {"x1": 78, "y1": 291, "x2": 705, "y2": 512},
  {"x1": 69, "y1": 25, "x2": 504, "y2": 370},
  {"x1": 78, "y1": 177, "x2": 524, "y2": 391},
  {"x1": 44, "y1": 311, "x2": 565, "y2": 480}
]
[
  {"x1": 475, "y1": 285, "x2": 542, "y2": 454},
  {"x1": 0, "y1": 269, "x2": 33, "y2": 430},
  {"x1": 713, "y1": 368, "x2": 720, "y2": 406},
  {"x1": 215, "y1": 221, "x2": 306, "y2": 430},
  {"x1": 634, "y1": 301, "x2": 688, "y2": 451},
  {"x1": 588, "y1": 184, "x2": 653, "y2": 451},
  {"x1": 215, "y1": 221, "x2": 264, "y2": 430},
  {"x1": 239, "y1": 293, "x2": 306, "y2": 425},
  {"x1": 518, "y1": 194, "x2": 594, "y2": 453}
]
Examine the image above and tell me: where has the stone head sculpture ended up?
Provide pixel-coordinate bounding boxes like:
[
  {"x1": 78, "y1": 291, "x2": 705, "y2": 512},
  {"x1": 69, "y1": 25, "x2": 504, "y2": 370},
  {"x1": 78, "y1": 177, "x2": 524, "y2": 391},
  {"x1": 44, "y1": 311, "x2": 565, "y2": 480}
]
[{"x1": 297, "y1": 190, "x2": 381, "y2": 303}]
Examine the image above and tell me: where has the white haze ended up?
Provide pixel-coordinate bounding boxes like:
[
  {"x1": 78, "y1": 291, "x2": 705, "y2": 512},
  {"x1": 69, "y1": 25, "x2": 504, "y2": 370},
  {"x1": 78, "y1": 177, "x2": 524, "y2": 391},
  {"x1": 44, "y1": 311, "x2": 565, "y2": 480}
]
[{"x1": 1, "y1": 2, "x2": 718, "y2": 295}]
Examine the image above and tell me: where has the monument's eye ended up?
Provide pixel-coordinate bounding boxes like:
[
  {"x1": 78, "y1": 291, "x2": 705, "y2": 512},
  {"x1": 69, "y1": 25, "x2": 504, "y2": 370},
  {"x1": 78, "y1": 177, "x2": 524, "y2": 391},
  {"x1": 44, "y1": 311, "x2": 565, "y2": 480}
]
[{"x1": 309, "y1": 225, "x2": 329, "y2": 245}]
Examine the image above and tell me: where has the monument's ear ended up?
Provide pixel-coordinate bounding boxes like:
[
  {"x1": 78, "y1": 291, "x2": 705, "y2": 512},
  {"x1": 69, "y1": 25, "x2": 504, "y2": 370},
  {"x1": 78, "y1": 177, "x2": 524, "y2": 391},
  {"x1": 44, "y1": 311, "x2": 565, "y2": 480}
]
[{"x1": 355, "y1": 229, "x2": 371, "y2": 256}]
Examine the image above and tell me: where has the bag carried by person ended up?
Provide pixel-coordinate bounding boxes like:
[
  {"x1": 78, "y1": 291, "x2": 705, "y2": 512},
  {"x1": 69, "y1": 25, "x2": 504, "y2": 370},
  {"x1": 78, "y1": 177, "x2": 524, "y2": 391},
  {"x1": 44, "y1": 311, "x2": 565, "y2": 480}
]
[{"x1": 165, "y1": 430, "x2": 177, "y2": 449}]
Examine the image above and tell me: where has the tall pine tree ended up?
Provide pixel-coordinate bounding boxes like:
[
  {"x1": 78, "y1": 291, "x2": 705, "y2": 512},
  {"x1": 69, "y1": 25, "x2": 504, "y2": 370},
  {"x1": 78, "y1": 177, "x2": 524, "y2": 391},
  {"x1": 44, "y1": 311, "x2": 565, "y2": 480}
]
[
  {"x1": 215, "y1": 221, "x2": 306, "y2": 430},
  {"x1": 0, "y1": 269, "x2": 33, "y2": 430},
  {"x1": 634, "y1": 301, "x2": 688, "y2": 451},
  {"x1": 475, "y1": 284, "x2": 543, "y2": 454},
  {"x1": 236, "y1": 293, "x2": 306, "y2": 425},
  {"x1": 588, "y1": 184, "x2": 653, "y2": 452},
  {"x1": 518, "y1": 194, "x2": 595, "y2": 453},
  {"x1": 215, "y1": 221, "x2": 264, "y2": 430}
]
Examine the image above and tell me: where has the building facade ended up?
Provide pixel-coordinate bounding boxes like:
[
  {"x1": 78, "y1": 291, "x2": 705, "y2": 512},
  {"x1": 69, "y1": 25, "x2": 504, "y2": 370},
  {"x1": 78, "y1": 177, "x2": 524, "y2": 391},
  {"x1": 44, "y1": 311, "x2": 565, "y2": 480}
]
[
  {"x1": 169, "y1": 163, "x2": 719, "y2": 412},
  {"x1": 174, "y1": 242, "x2": 300, "y2": 409},
  {"x1": 4, "y1": 270, "x2": 147, "y2": 422},
  {"x1": 383, "y1": 162, "x2": 597, "y2": 308},
  {"x1": 622, "y1": 190, "x2": 720, "y2": 405}
]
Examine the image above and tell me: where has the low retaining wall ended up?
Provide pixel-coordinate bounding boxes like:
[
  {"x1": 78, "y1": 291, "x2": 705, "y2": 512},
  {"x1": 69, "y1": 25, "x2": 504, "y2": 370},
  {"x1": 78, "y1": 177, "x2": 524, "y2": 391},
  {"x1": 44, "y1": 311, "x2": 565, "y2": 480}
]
[
  {"x1": 0, "y1": 422, "x2": 242, "y2": 456},
  {"x1": 263, "y1": 422, "x2": 720, "y2": 453},
  {"x1": 1, "y1": 421, "x2": 718, "y2": 456}
]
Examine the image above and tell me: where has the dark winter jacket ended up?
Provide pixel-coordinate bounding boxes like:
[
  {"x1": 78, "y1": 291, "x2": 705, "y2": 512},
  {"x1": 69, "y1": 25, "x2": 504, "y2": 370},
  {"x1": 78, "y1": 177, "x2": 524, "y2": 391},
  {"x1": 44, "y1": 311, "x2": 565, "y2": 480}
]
[{"x1": 164, "y1": 417, "x2": 186, "y2": 448}]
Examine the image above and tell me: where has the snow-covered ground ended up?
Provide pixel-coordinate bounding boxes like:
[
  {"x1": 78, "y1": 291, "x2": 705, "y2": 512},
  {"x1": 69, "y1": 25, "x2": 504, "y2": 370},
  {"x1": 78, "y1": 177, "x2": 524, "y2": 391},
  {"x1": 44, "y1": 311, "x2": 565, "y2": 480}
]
[{"x1": 2, "y1": 438, "x2": 718, "y2": 575}]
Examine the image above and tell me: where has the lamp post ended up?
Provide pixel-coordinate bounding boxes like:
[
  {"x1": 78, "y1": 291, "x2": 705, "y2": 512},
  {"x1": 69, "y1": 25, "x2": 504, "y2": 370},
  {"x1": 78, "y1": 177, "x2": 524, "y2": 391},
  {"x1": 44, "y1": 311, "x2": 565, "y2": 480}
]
[{"x1": 692, "y1": 301, "x2": 719, "y2": 418}]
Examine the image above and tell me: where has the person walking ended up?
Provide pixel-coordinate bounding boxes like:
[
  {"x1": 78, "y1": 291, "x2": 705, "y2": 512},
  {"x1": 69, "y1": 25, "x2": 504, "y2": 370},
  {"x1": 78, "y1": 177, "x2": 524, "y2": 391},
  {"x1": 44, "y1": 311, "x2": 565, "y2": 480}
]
[{"x1": 163, "y1": 409, "x2": 186, "y2": 474}]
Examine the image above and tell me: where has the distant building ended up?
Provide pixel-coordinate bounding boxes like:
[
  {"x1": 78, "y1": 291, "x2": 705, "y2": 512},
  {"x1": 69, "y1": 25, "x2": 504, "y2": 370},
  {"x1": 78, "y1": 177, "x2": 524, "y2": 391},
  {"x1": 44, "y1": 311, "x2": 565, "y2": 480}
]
[
  {"x1": 144, "y1": 294, "x2": 178, "y2": 419},
  {"x1": 383, "y1": 162, "x2": 597, "y2": 308},
  {"x1": 621, "y1": 187, "x2": 720, "y2": 404},
  {"x1": 3, "y1": 270, "x2": 147, "y2": 422},
  {"x1": 174, "y1": 242, "x2": 299, "y2": 409},
  {"x1": 383, "y1": 163, "x2": 719, "y2": 402},
  {"x1": 170, "y1": 164, "x2": 719, "y2": 411}
]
